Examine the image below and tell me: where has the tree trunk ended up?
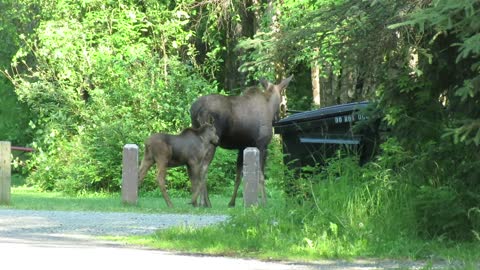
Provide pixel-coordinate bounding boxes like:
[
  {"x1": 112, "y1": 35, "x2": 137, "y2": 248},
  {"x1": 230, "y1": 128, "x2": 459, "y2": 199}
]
[
  {"x1": 267, "y1": 0, "x2": 288, "y2": 117},
  {"x1": 224, "y1": 0, "x2": 259, "y2": 92},
  {"x1": 311, "y1": 51, "x2": 321, "y2": 108}
]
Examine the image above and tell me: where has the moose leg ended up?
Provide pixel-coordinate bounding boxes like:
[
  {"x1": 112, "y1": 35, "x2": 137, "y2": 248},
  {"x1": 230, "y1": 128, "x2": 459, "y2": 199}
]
[
  {"x1": 155, "y1": 161, "x2": 173, "y2": 208},
  {"x1": 259, "y1": 148, "x2": 268, "y2": 205},
  {"x1": 228, "y1": 149, "x2": 244, "y2": 207}
]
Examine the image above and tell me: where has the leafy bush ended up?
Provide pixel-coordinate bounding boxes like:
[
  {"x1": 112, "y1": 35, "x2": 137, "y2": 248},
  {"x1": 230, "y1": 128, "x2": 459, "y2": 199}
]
[
  {"x1": 9, "y1": 1, "x2": 225, "y2": 193},
  {"x1": 409, "y1": 142, "x2": 480, "y2": 241},
  {"x1": 205, "y1": 148, "x2": 237, "y2": 194},
  {"x1": 147, "y1": 140, "x2": 479, "y2": 259},
  {"x1": 0, "y1": 0, "x2": 32, "y2": 147},
  {"x1": 286, "y1": 144, "x2": 415, "y2": 248},
  {"x1": 276, "y1": 137, "x2": 478, "y2": 246}
]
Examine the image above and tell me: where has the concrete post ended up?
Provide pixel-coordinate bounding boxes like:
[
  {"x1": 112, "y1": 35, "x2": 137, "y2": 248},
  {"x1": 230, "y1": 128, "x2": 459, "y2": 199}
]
[
  {"x1": 0, "y1": 141, "x2": 11, "y2": 205},
  {"x1": 122, "y1": 144, "x2": 138, "y2": 205},
  {"x1": 243, "y1": 147, "x2": 260, "y2": 207}
]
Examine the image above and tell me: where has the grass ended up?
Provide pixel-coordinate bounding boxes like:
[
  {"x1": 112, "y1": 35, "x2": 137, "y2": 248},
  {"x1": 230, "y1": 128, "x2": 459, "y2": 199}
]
[
  {"x1": 2, "y1": 178, "x2": 479, "y2": 268},
  {"x1": 1, "y1": 185, "x2": 237, "y2": 215},
  {"x1": 105, "y1": 205, "x2": 480, "y2": 269}
]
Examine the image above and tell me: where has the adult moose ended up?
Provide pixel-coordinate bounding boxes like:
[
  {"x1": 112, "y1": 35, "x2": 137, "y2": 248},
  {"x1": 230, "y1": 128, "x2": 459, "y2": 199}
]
[
  {"x1": 138, "y1": 122, "x2": 219, "y2": 207},
  {"x1": 190, "y1": 76, "x2": 293, "y2": 207}
]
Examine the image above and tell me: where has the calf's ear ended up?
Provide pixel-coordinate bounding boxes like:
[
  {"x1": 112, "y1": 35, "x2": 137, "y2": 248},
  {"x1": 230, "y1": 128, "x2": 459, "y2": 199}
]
[
  {"x1": 196, "y1": 115, "x2": 202, "y2": 126},
  {"x1": 207, "y1": 114, "x2": 215, "y2": 125},
  {"x1": 260, "y1": 78, "x2": 271, "y2": 91}
]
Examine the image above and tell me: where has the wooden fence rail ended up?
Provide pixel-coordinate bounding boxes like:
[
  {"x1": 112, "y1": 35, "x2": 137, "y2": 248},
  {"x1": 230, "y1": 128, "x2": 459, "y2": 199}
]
[
  {"x1": 11, "y1": 146, "x2": 34, "y2": 152},
  {"x1": 0, "y1": 142, "x2": 34, "y2": 205}
]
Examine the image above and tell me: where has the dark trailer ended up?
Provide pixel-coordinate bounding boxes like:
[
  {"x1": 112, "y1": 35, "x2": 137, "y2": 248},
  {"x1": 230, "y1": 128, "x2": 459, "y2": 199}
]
[{"x1": 273, "y1": 101, "x2": 379, "y2": 170}]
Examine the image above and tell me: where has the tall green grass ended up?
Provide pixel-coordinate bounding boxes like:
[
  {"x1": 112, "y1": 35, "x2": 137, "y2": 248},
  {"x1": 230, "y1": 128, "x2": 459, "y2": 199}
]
[
  {"x1": 109, "y1": 144, "x2": 479, "y2": 265},
  {"x1": 4, "y1": 140, "x2": 479, "y2": 266}
]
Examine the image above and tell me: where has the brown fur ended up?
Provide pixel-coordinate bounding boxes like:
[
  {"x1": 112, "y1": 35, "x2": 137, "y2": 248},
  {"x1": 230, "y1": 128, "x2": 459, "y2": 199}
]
[
  {"x1": 138, "y1": 123, "x2": 219, "y2": 207},
  {"x1": 190, "y1": 76, "x2": 293, "y2": 207}
]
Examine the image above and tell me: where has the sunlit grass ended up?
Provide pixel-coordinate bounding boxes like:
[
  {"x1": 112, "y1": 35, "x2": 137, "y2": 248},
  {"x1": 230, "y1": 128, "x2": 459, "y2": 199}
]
[
  {"x1": 107, "y1": 205, "x2": 480, "y2": 265},
  {"x1": 106, "y1": 166, "x2": 480, "y2": 266},
  {"x1": 3, "y1": 182, "x2": 479, "y2": 267},
  {"x1": 1, "y1": 186, "x2": 238, "y2": 215}
]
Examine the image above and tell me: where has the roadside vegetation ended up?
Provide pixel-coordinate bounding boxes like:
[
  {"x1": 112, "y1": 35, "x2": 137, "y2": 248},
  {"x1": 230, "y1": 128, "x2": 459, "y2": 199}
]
[
  {"x1": 112, "y1": 140, "x2": 479, "y2": 267},
  {"x1": 4, "y1": 158, "x2": 479, "y2": 268},
  {"x1": 4, "y1": 140, "x2": 479, "y2": 267},
  {"x1": 1, "y1": 0, "x2": 479, "y2": 268}
]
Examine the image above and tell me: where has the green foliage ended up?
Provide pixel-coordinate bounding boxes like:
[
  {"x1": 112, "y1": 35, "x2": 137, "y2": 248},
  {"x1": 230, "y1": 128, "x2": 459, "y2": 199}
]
[
  {"x1": 415, "y1": 186, "x2": 471, "y2": 240},
  {"x1": 7, "y1": 0, "x2": 222, "y2": 193},
  {"x1": 237, "y1": 0, "x2": 344, "y2": 79},
  {"x1": 248, "y1": 0, "x2": 480, "y2": 242},
  {"x1": 379, "y1": 0, "x2": 480, "y2": 241},
  {"x1": 388, "y1": 0, "x2": 480, "y2": 147},
  {"x1": 0, "y1": 0, "x2": 32, "y2": 146},
  {"x1": 0, "y1": 79, "x2": 31, "y2": 145},
  {"x1": 281, "y1": 136, "x2": 479, "y2": 245},
  {"x1": 121, "y1": 145, "x2": 478, "y2": 262},
  {"x1": 206, "y1": 148, "x2": 237, "y2": 194},
  {"x1": 284, "y1": 142, "x2": 414, "y2": 246},
  {"x1": 409, "y1": 142, "x2": 480, "y2": 241},
  {"x1": 3, "y1": 0, "x2": 479, "y2": 249}
]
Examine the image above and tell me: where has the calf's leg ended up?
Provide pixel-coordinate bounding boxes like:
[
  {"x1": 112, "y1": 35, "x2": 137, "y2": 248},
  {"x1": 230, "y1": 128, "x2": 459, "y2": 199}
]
[
  {"x1": 199, "y1": 145, "x2": 216, "y2": 207},
  {"x1": 199, "y1": 165, "x2": 211, "y2": 207},
  {"x1": 187, "y1": 164, "x2": 201, "y2": 207},
  {"x1": 155, "y1": 160, "x2": 173, "y2": 207},
  {"x1": 198, "y1": 145, "x2": 216, "y2": 207}
]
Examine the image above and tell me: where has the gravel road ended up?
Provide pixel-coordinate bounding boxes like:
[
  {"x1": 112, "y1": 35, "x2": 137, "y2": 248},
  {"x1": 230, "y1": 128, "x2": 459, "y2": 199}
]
[
  {"x1": 0, "y1": 209, "x2": 457, "y2": 269},
  {"x1": 0, "y1": 208, "x2": 228, "y2": 243}
]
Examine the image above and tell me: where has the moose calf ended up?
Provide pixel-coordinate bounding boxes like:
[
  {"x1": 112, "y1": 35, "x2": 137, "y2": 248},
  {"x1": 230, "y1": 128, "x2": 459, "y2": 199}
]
[{"x1": 138, "y1": 123, "x2": 219, "y2": 207}]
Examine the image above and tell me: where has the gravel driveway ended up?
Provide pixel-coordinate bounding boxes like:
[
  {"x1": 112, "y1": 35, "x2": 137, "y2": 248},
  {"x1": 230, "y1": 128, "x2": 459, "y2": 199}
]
[
  {"x1": 0, "y1": 208, "x2": 228, "y2": 245},
  {"x1": 0, "y1": 209, "x2": 456, "y2": 269}
]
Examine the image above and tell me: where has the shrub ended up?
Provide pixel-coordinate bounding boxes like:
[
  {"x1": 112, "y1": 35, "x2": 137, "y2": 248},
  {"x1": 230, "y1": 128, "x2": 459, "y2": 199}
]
[{"x1": 11, "y1": 1, "x2": 226, "y2": 194}]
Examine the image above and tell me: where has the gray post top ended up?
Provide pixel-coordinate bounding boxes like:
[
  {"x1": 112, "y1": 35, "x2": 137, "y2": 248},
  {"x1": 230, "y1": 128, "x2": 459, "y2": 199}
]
[
  {"x1": 244, "y1": 147, "x2": 259, "y2": 153},
  {"x1": 124, "y1": 144, "x2": 139, "y2": 150}
]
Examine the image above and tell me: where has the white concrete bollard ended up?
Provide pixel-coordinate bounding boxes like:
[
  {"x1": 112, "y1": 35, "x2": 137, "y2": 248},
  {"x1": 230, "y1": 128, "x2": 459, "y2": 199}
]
[
  {"x1": 0, "y1": 141, "x2": 11, "y2": 205},
  {"x1": 243, "y1": 147, "x2": 260, "y2": 207},
  {"x1": 122, "y1": 144, "x2": 138, "y2": 205}
]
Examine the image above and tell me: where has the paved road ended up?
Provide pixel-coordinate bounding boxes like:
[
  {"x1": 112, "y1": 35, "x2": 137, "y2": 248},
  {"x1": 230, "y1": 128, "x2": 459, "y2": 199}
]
[
  {"x1": 0, "y1": 240, "x2": 314, "y2": 270},
  {"x1": 0, "y1": 209, "x2": 445, "y2": 269}
]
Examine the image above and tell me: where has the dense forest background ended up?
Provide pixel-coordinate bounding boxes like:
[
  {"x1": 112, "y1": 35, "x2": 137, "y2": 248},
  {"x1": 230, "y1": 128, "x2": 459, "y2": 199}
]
[{"x1": 1, "y1": 0, "x2": 479, "y2": 241}]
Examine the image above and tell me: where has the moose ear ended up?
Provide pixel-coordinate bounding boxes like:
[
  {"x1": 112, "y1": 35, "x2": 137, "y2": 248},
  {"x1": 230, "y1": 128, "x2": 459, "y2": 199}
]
[{"x1": 279, "y1": 75, "x2": 293, "y2": 90}]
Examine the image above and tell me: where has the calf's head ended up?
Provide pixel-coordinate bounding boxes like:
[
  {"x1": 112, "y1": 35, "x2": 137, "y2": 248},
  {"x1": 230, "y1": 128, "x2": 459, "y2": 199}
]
[{"x1": 200, "y1": 123, "x2": 219, "y2": 145}]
